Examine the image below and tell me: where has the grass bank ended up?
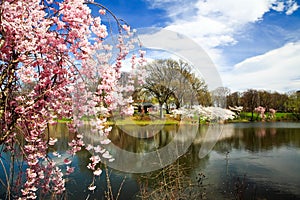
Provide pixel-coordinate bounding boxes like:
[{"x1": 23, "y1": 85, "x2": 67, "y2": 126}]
[
  {"x1": 229, "y1": 112, "x2": 298, "y2": 123},
  {"x1": 55, "y1": 112, "x2": 299, "y2": 125},
  {"x1": 55, "y1": 116, "x2": 180, "y2": 125}
]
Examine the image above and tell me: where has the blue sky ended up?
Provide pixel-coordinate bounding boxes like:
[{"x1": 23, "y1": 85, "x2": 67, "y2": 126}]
[{"x1": 95, "y1": 0, "x2": 300, "y2": 93}]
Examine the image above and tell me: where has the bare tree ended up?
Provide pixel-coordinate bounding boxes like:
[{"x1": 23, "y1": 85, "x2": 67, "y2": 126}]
[
  {"x1": 143, "y1": 59, "x2": 178, "y2": 118},
  {"x1": 227, "y1": 91, "x2": 241, "y2": 108},
  {"x1": 241, "y1": 89, "x2": 259, "y2": 121},
  {"x1": 270, "y1": 92, "x2": 288, "y2": 112},
  {"x1": 142, "y1": 59, "x2": 210, "y2": 118},
  {"x1": 211, "y1": 87, "x2": 230, "y2": 108}
]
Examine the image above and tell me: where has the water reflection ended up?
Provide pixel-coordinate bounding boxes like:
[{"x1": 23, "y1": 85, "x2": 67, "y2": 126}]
[
  {"x1": 193, "y1": 122, "x2": 300, "y2": 200},
  {"x1": 86, "y1": 122, "x2": 299, "y2": 199},
  {"x1": 95, "y1": 124, "x2": 198, "y2": 173},
  {"x1": 1, "y1": 122, "x2": 300, "y2": 199},
  {"x1": 109, "y1": 125, "x2": 176, "y2": 153},
  {"x1": 208, "y1": 122, "x2": 300, "y2": 153}
]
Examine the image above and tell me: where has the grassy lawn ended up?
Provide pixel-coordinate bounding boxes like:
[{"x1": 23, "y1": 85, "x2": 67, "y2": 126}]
[
  {"x1": 237, "y1": 112, "x2": 297, "y2": 122},
  {"x1": 55, "y1": 116, "x2": 180, "y2": 125},
  {"x1": 55, "y1": 112, "x2": 298, "y2": 125},
  {"x1": 274, "y1": 112, "x2": 296, "y2": 121}
]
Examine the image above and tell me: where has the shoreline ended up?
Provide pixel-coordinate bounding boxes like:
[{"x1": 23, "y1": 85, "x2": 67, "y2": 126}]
[{"x1": 56, "y1": 117, "x2": 299, "y2": 126}]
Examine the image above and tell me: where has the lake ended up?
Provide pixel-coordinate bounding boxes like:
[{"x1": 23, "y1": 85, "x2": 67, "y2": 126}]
[{"x1": 1, "y1": 122, "x2": 300, "y2": 199}]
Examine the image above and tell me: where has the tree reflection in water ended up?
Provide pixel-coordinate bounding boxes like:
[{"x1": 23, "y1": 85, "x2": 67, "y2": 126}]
[{"x1": 1, "y1": 122, "x2": 300, "y2": 200}]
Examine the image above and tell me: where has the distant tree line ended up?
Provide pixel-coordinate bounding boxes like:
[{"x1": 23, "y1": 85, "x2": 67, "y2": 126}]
[
  {"x1": 121, "y1": 58, "x2": 299, "y2": 121},
  {"x1": 212, "y1": 87, "x2": 300, "y2": 120}
]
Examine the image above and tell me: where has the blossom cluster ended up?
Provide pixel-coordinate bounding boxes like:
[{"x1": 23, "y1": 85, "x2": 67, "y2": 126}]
[
  {"x1": 254, "y1": 106, "x2": 266, "y2": 119},
  {"x1": 172, "y1": 105, "x2": 236, "y2": 122},
  {"x1": 269, "y1": 108, "x2": 276, "y2": 119},
  {"x1": 254, "y1": 106, "x2": 277, "y2": 120},
  {"x1": 0, "y1": 0, "x2": 143, "y2": 198}
]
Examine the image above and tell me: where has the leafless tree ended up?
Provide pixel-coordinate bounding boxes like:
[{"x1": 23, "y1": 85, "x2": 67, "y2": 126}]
[{"x1": 142, "y1": 59, "x2": 210, "y2": 118}]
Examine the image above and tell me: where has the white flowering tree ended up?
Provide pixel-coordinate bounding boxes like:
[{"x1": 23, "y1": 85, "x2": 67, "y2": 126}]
[{"x1": 172, "y1": 105, "x2": 236, "y2": 123}]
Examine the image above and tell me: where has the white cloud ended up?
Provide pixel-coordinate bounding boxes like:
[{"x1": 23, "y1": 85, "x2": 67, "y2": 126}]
[
  {"x1": 143, "y1": 0, "x2": 299, "y2": 92},
  {"x1": 138, "y1": 29, "x2": 223, "y2": 90},
  {"x1": 286, "y1": 0, "x2": 299, "y2": 15},
  {"x1": 145, "y1": 0, "x2": 298, "y2": 57},
  {"x1": 195, "y1": 0, "x2": 270, "y2": 24},
  {"x1": 272, "y1": 1, "x2": 285, "y2": 12},
  {"x1": 222, "y1": 42, "x2": 300, "y2": 92},
  {"x1": 145, "y1": 0, "x2": 199, "y2": 19},
  {"x1": 163, "y1": 0, "x2": 298, "y2": 56}
]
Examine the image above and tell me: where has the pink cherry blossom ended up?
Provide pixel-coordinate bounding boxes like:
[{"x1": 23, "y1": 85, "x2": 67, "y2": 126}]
[
  {"x1": 88, "y1": 185, "x2": 96, "y2": 191},
  {"x1": 102, "y1": 151, "x2": 112, "y2": 159},
  {"x1": 86, "y1": 144, "x2": 94, "y2": 151},
  {"x1": 99, "y1": 9, "x2": 106, "y2": 15},
  {"x1": 1, "y1": 0, "x2": 144, "y2": 198},
  {"x1": 94, "y1": 145, "x2": 103, "y2": 153},
  {"x1": 122, "y1": 24, "x2": 131, "y2": 32},
  {"x1": 254, "y1": 106, "x2": 266, "y2": 119},
  {"x1": 269, "y1": 108, "x2": 276, "y2": 119},
  {"x1": 100, "y1": 139, "x2": 111, "y2": 145},
  {"x1": 93, "y1": 168, "x2": 102, "y2": 176},
  {"x1": 64, "y1": 158, "x2": 72, "y2": 165},
  {"x1": 66, "y1": 166, "x2": 75, "y2": 175},
  {"x1": 90, "y1": 155, "x2": 101, "y2": 164},
  {"x1": 48, "y1": 138, "x2": 58, "y2": 146},
  {"x1": 52, "y1": 152, "x2": 61, "y2": 157}
]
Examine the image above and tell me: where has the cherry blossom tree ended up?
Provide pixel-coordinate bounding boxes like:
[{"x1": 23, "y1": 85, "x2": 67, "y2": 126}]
[
  {"x1": 269, "y1": 108, "x2": 276, "y2": 119},
  {"x1": 254, "y1": 106, "x2": 266, "y2": 121},
  {"x1": 0, "y1": 0, "x2": 143, "y2": 198},
  {"x1": 172, "y1": 106, "x2": 236, "y2": 122}
]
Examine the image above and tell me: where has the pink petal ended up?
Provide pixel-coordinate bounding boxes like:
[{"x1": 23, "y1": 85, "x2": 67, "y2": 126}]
[
  {"x1": 93, "y1": 168, "x2": 102, "y2": 176},
  {"x1": 88, "y1": 185, "x2": 96, "y2": 191},
  {"x1": 100, "y1": 139, "x2": 111, "y2": 145},
  {"x1": 64, "y1": 158, "x2": 72, "y2": 165}
]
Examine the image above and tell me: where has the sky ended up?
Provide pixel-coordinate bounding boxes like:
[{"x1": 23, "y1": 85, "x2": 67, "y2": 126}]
[{"x1": 95, "y1": 0, "x2": 300, "y2": 93}]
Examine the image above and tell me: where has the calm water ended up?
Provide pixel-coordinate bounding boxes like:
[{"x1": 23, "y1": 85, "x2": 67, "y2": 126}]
[{"x1": 1, "y1": 122, "x2": 300, "y2": 199}]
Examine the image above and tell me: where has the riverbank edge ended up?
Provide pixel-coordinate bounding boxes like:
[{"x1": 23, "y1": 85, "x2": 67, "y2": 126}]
[{"x1": 55, "y1": 116, "x2": 299, "y2": 126}]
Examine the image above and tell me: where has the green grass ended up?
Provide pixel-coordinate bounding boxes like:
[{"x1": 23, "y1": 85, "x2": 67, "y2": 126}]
[
  {"x1": 237, "y1": 112, "x2": 297, "y2": 122},
  {"x1": 274, "y1": 112, "x2": 296, "y2": 121},
  {"x1": 54, "y1": 112, "x2": 299, "y2": 125},
  {"x1": 55, "y1": 117, "x2": 180, "y2": 125}
]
